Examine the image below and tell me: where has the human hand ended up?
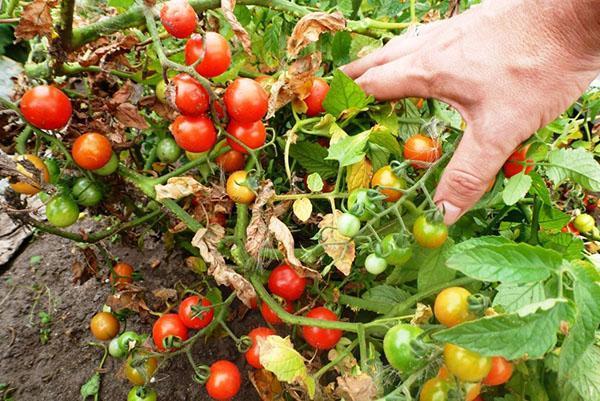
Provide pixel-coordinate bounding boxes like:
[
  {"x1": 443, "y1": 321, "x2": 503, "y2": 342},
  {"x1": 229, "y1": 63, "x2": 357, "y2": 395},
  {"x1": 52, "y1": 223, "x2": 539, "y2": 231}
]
[{"x1": 342, "y1": 0, "x2": 600, "y2": 224}]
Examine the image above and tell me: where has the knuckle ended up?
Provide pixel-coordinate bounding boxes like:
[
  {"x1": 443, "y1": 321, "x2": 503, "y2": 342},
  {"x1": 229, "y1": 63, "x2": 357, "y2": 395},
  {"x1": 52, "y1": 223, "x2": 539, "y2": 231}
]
[{"x1": 443, "y1": 168, "x2": 487, "y2": 202}]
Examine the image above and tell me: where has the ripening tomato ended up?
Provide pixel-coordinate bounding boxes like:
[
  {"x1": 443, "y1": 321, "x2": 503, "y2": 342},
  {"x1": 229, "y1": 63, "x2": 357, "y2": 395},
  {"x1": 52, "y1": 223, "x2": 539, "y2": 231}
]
[
  {"x1": 111, "y1": 262, "x2": 134, "y2": 289},
  {"x1": 206, "y1": 360, "x2": 241, "y2": 401},
  {"x1": 419, "y1": 377, "x2": 451, "y2": 401},
  {"x1": 245, "y1": 327, "x2": 275, "y2": 369},
  {"x1": 9, "y1": 154, "x2": 49, "y2": 195},
  {"x1": 304, "y1": 78, "x2": 330, "y2": 117},
  {"x1": 152, "y1": 313, "x2": 189, "y2": 351},
  {"x1": 224, "y1": 78, "x2": 268, "y2": 123},
  {"x1": 20, "y1": 85, "x2": 72, "y2": 130},
  {"x1": 260, "y1": 300, "x2": 294, "y2": 325},
  {"x1": 483, "y1": 356, "x2": 513, "y2": 386},
  {"x1": 337, "y1": 213, "x2": 361, "y2": 238},
  {"x1": 561, "y1": 222, "x2": 580, "y2": 235},
  {"x1": 268, "y1": 264, "x2": 306, "y2": 302},
  {"x1": 573, "y1": 213, "x2": 595, "y2": 233},
  {"x1": 72, "y1": 177, "x2": 103, "y2": 207},
  {"x1": 46, "y1": 195, "x2": 79, "y2": 227},
  {"x1": 124, "y1": 354, "x2": 158, "y2": 385},
  {"x1": 365, "y1": 254, "x2": 388, "y2": 275},
  {"x1": 178, "y1": 295, "x2": 214, "y2": 330},
  {"x1": 444, "y1": 344, "x2": 492, "y2": 382},
  {"x1": 403, "y1": 134, "x2": 441, "y2": 168},
  {"x1": 371, "y1": 165, "x2": 406, "y2": 202},
  {"x1": 127, "y1": 386, "x2": 157, "y2": 401},
  {"x1": 172, "y1": 73, "x2": 209, "y2": 116},
  {"x1": 383, "y1": 323, "x2": 424, "y2": 373},
  {"x1": 434, "y1": 287, "x2": 475, "y2": 327},
  {"x1": 226, "y1": 120, "x2": 266, "y2": 154},
  {"x1": 464, "y1": 382, "x2": 482, "y2": 401},
  {"x1": 90, "y1": 311, "x2": 120, "y2": 341},
  {"x1": 72, "y1": 133, "x2": 113, "y2": 170},
  {"x1": 215, "y1": 150, "x2": 246, "y2": 173},
  {"x1": 302, "y1": 307, "x2": 343, "y2": 350},
  {"x1": 118, "y1": 331, "x2": 142, "y2": 353},
  {"x1": 93, "y1": 152, "x2": 118, "y2": 176},
  {"x1": 160, "y1": 0, "x2": 197, "y2": 39},
  {"x1": 413, "y1": 215, "x2": 448, "y2": 249},
  {"x1": 209, "y1": 212, "x2": 227, "y2": 227},
  {"x1": 170, "y1": 115, "x2": 217, "y2": 153},
  {"x1": 184, "y1": 32, "x2": 231, "y2": 78},
  {"x1": 156, "y1": 137, "x2": 182, "y2": 163},
  {"x1": 226, "y1": 170, "x2": 256, "y2": 204},
  {"x1": 503, "y1": 145, "x2": 534, "y2": 178}
]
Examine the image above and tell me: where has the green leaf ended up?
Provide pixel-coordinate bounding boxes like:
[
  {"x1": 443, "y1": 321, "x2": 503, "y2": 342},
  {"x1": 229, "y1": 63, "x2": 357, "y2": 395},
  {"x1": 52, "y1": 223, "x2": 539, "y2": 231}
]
[
  {"x1": 108, "y1": 0, "x2": 134, "y2": 10},
  {"x1": 369, "y1": 128, "x2": 402, "y2": 157},
  {"x1": 326, "y1": 130, "x2": 370, "y2": 167},
  {"x1": 289, "y1": 142, "x2": 339, "y2": 179},
  {"x1": 529, "y1": 172, "x2": 552, "y2": 204},
  {"x1": 323, "y1": 69, "x2": 372, "y2": 118},
  {"x1": 263, "y1": 17, "x2": 283, "y2": 58},
  {"x1": 539, "y1": 205, "x2": 570, "y2": 231},
  {"x1": 540, "y1": 232, "x2": 584, "y2": 261},
  {"x1": 446, "y1": 242, "x2": 562, "y2": 283},
  {"x1": 362, "y1": 284, "x2": 410, "y2": 310},
  {"x1": 449, "y1": 236, "x2": 511, "y2": 255},
  {"x1": 546, "y1": 148, "x2": 600, "y2": 191},
  {"x1": 367, "y1": 143, "x2": 390, "y2": 172},
  {"x1": 371, "y1": 103, "x2": 400, "y2": 138},
  {"x1": 331, "y1": 31, "x2": 352, "y2": 66},
  {"x1": 503, "y1": 173, "x2": 532, "y2": 205},
  {"x1": 493, "y1": 282, "x2": 546, "y2": 313},
  {"x1": 433, "y1": 300, "x2": 575, "y2": 359},
  {"x1": 417, "y1": 240, "x2": 456, "y2": 291},
  {"x1": 80, "y1": 373, "x2": 100, "y2": 400},
  {"x1": 561, "y1": 344, "x2": 600, "y2": 401},
  {"x1": 306, "y1": 173, "x2": 324, "y2": 192}
]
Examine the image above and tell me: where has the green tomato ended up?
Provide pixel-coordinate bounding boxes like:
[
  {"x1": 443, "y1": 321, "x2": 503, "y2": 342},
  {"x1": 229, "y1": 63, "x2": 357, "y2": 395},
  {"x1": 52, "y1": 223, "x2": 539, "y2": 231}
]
[
  {"x1": 93, "y1": 152, "x2": 118, "y2": 176},
  {"x1": 109, "y1": 337, "x2": 126, "y2": 358},
  {"x1": 72, "y1": 177, "x2": 102, "y2": 207},
  {"x1": 347, "y1": 188, "x2": 377, "y2": 221},
  {"x1": 381, "y1": 233, "x2": 413, "y2": 266},
  {"x1": 155, "y1": 79, "x2": 167, "y2": 104},
  {"x1": 118, "y1": 331, "x2": 140, "y2": 353},
  {"x1": 573, "y1": 213, "x2": 595, "y2": 233},
  {"x1": 46, "y1": 195, "x2": 79, "y2": 227},
  {"x1": 364, "y1": 254, "x2": 387, "y2": 275},
  {"x1": 156, "y1": 137, "x2": 181, "y2": 163},
  {"x1": 45, "y1": 158, "x2": 60, "y2": 184},
  {"x1": 383, "y1": 323, "x2": 424, "y2": 373},
  {"x1": 337, "y1": 213, "x2": 361, "y2": 237},
  {"x1": 128, "y1": 386, "x2": 157, "y2": 401},
  {"x1": 413, "y1": 216, "x2": 448, "y2": 249}
]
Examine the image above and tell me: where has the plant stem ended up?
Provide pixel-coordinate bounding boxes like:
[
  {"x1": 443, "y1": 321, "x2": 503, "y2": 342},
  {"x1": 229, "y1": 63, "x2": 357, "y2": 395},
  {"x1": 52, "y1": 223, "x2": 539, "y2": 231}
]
[
  {"x1": 357, "y1": 323, "x2": 368, "y2": 371},
  {"x1": 15, "y1": 126, "x2": 32, "y2": 154},
  {"x1": 58, "y1": 0, "x2": 76, "y2": 51},
  {"x1": 313, "y1": 339, "x2": 358, "y2": 380},
  {"x1": 529, "y1": 196, "x2": 541, "y2": 245}
]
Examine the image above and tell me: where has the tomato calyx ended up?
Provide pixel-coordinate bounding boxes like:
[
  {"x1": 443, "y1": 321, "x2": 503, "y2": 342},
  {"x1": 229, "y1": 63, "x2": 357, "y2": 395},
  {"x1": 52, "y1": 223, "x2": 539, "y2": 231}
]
[
  {"x1": 237, "y1": 335, "x2": 253, "y2": 353},
  {"x1": 191, "y1": 364, "x2": 212, "y2": 384},
  {"x1": 467, "y1": 293, "x2": 491, "y2": 315}
]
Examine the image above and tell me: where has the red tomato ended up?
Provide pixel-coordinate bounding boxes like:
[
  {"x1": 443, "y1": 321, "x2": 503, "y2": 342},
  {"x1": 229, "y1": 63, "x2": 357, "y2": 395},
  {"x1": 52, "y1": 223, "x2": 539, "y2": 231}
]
[
  {"x1": 483, "y1": 356, "x2": 513, "y2": 386},
  {"x1": 245, "y1": 327, "x2": 275, "y2": 369},
  {"x1": 185, "y1": 32, "x2": 231, "y2": 78},
  {"x1": 213, "y1": 100, "x2": 226, "y2": 120},
  {"x1": 302, "y1": 307, "x2": 343, "y2": 350},
  {"x1": 170, "y1": 115, "x2": 217, "y2": 153},
  {"x1": 260, "y1": 300, "x2": 294, "y2": 325},
  {"x1": 72, "y1": 133, "x2": 113, "y2": 170},
  {"x1": 403, "y1": 134, "x2": 441, "y2": 168},
  {"x1": 561, "y1": 222, "x2": 579, "y2": 235},
  {"x1": 267, "y1": 264, "x2": 306, "y2": 302},
  {"x1": 223, "y1": 78, "x2": 268, "y2": 123},
  {"x1": 584, "y1": 194, "x2": 598, "y2": 213},
  {"x1": 178, "y1": 295, "x2": 214, "y2": 330},
  {"x1": 503, "y1": 145, "x2": 534, "y2": 178},
  {"x1": 304, "y1": 78, "x2": 330, "y2": 117},
  {"x1": 160, "y1": 0, "x2": 197, "y2": 39},
  {"x1": 215, "y1": 150, "x2": 246, "y2": 173},
  {"x1": 226, "y1": 120, "x2": 266, "y2": 154},
  {"x1": 206, "y1": 360, "x2": 241, "y2": 401},
  {"x1": 172, "y1": 73, "x2": 209, "y2": 116},
  {"x1": 152, "y1": 314, "x2": 189, "y2": 351},
  {"x1": 20, "y1": 85, "x2": 72, "y2": 130}
]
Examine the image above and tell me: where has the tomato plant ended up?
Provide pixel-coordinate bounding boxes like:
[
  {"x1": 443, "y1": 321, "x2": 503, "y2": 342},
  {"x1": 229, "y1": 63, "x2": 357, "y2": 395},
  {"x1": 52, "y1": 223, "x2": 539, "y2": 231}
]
[
  {"x1": 364, "y1": 253, "x2": 387, "y2": 275},
  {"x1": 245, "y1": 326, "x2": 275, "y2": 368},
  {"x1": 573, "y1": 213, "x2": 595, "y2": 233},
  {"x1": 337, "y1": 212, "x2": 361, "y2": 237},
  {"x1": 170, "y1": 115, "x2": 217, "y2": 153},
  {"x1": 381, "y1": 233, "x2": 413, "y2": 266},
  {"x1": 304, "y1": 78, "x2": 330, "y2": 117},
  {"x1": 443, "y1": 344, "x2": 492, "y2": 382},
  {"x1": 215, "y1": 149, "x2": 246, "y2": 173},
  {"x1": 434, "y1": 287, "x2": 475, "y2": 327},
  {"x1": 20, "y1": 85, "x2": 72, "y2": 130},
  {"x1": 90, "y1": 311, "x2": 120, "y2": 341},
  {"x1": 124, "y1": 354, "x2": 158, "y2": 385},
  {"x1": 226, "y1": 119, "x2": 267, "y2": 154},
  {"x1": 419, "y1": 377, "x2": 450, "y2": 401},
  {"x1": 111, "y1": 262, "x2": 134, "y2": 289},
  {"x1": 223, "y1": 78, "x2": 268, "y2": 123},
  {"x1": 260, "y1": 300, "x2": 294, "y2": 325},
  {"x1": 268, "y1": 264, "x2": 306, "y2": 302},
  {"x1": 226, "y1": 170, "x2": 255, "y2": 204},
  {"x1": 184, "y1": 32, "x2": 231, "y2": 78},
  {"x1": 178, "y1": 295, "x2": 214, "y2": 330},
  {"x1": 46, "y1": 195, "x2": 79, "y2": 227},
  {"x1": 302, "y1": 307, "x2": 343, "y2": 350},
  {"x1": 404, "y1": 134, "x2": 441, "y2": 168},
  {"x1": 206, "y1": 360, "x2": 241, "y2": 401},
  {"x1": 347, "y1": 188, "x2": 378, "y2": 221}
]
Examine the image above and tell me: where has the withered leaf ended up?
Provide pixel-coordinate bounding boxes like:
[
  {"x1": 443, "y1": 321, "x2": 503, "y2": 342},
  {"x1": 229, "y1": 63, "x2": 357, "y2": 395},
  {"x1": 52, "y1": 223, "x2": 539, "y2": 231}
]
[
  {"x1": 71, "y1": 247, "x2": 98, "y2": 284},
  {"x1": 78, "y1": 34, "x2": 139, "y2": 67},
  {"x1": 287, "y1": 12, "x2": 346, "y2": 57},
  {"x1": 245, "y1": 181, "x2": 275, "y2": 258},
  {"x1": 336, "y1": 373, "x2": 378, "y2": 401},
  {"x1": 221, "y1": 0, "x2": 252, "y2": 55},
  {"x1": 106, "y1": 288, "x2": 150, "y2": 314},
  {"x1": 115, "y1": 103, "x2": 149, "y2": 129},
  {"x1": 411, "y1": 303, "x2": 433, "y2": 325},
  {"x1": 155, "y1": 177, "x2": 206, "y2": 200},
  {"x1": 152, "y1": 288, "x2": 178, "y2": 303},
  {"x1": 14, "y1": 0, "x2": 57, "y2": 41},
  {"x1": 318, "y1": 211, "x2": 355, "y2": 276},
  {"x1": 249, "y1": 369, "x2": 285, "y2": 401}
]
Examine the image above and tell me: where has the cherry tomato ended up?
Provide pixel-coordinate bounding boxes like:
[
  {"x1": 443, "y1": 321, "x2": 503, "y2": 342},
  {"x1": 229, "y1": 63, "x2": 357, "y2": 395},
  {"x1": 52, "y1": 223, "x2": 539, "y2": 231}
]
[
  {"x1": 419, "y1": 377, "x2": 451, "y2": 401},
  {"x1": 156, "y1": 80, "x2": 167, "y2": 104},
  {"x1": 403, "y1": 134, "x2": 441, "y2": 168},
  {"x1": 46, "y1": 195, "x2": 79, "y2": 227},
  {"x1": 72, "y1": 177, "x2": 102, "y2": 207},
  {"x1": 302, "y1": 307, "x2": 343, "y2": 350},
  {"x1": 93, "y1": 152, "x2": 118, "y2": 176},
  {"x1": 268, "y1": 264, "x2": 306, "y2": 302},
  {"x1": 465, "y1": 382, "x2": 482, "y2": 401},
  {"x1": 124, "y1": 354, "x2": 158, "y2": 385},
  {"x1": 20, "y1": 85, "x2": 72, "y2": 130},
  {"x1": 213, "y1": 100, "x2": 226, "y2": 119},
  {"x1": 170, "y1": 115, "x2": 217, "y2": 153},
  {"x1": 127, "y1": 386, "x2": 157, "y2": 401},
  {"x1": 347, "y1": 188, "x2": 377, "y2": 221},
  {"x1": 156, "y1": 137, "x2": 182, "y2": 163},
  {"x1": 72, "y1": 133, "x2": 113, "y2": 170},
  {"x1": 584, "y1": 194, "x2": 598, "y2": 214},
  {"x1": 381, "y1": 233, "x2": 413, "y2": 267},
  {"x1": 178, "y1": 295, "x2": 214, "y2": 330},
  {"x1": 561, "y1": 222, "x2": 580, "y2": 235},
  {"x1": 443, "y1": 344, "x2": 492, "y2": 382},
  {"x1": 172, "y1": 73, "x2": 209, "y2": 116},
  {"x1": 365, "y1": 254, "x2": 388, "y2": 275},
  {"x1": 118, "y1": 331, "x2": 141, "y2": 352},
  {"x1": 245, "y1": 327, "x2": 275, "y2": 369},
  {"x1": 90, "y1": 311, "x2": 120, "y2": 341},
  {"x1": 226, "y1": 170, "x2": 256, "y2": 204},
  {"x1": 503, "y1": 145, "x2": 534, "y2": 178},
  {"x1": 371, "y1": 165, "x2": 406, "y2": 202},
  {"x1": 160, "y1": 0, "x2": 197, "y2": 39},
  {"x1": 337, "y1": 212, "x2": 361, "y2": 237},
  {"x1": 224, "y1": 78, "x2": 268, "y2": 123},
  {"x1": 9, "y1": 154, "x2": 49, "y2": 195},
  {"x1": 184, "y1": 32, "x2": 231, "y2": 78},
  {"x1": 152, "y1": 313, "x2": 189, "y2": 351},
  {"x1": 111, "y1": 262, "x2": 134, "y2": 289},
  {"x1": 205, "y1": 360, "x2": 241, "y2": 401},
  {"x1": 483, "y1": 356, "x2": 513, "y2": 386},
  {"x1": 304, "y1": 78, "x2": 330, "y2": 117},
  {"x1": 434, "y1": 287, "x2": 475, "y2": 327},
  {"x1": 260, "y1": 300, "x2": 294, "y2": 325},
  {"x1": 383, "y1": 323, "x2": 424, "y2": 373},
  {"x1": 215, "y1": 150, "x2": 246, "y2": 173},
  {"x1": 109, "y1": 337, "x2": 126, "y2": 358},
  {"x1": 226, "y1": 120, "x2": 266, "y2": 154},
  {"x1": 573, "y1": 213, "x2": 595, "y2": 233},
  {"x1": 413, "y1": 215, "x2": 448, "y2": 249}
]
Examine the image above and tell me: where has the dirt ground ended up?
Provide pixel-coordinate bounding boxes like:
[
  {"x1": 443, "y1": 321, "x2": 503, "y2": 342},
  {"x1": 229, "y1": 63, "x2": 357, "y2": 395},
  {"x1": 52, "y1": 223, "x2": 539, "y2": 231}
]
[{"x1": 0, "y1": 221, "x2": 262, "y2": 401}]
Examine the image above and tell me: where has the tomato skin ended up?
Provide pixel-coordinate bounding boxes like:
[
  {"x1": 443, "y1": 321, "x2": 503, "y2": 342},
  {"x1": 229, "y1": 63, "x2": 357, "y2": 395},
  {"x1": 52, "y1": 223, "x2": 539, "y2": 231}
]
[
  {"x1": 365, "y1": 254, "x2": 388, "y2": 275},
  {"x1": 178, "y1": 295, "x2": 214, "y2": 330},
  {"x1": 434, "y1": 287, "x2": 475, "y2": 327},
  {"x1": 46, "y1": 195, "x2": 79, "y2": 227},
  {"x1": 127, "y1": 386, "x2": 157, "y2": 401},
  {"x1": 371, "y1": 165, "x2": 406, "y2": 202},
  {"x1": 413, "y1": 216, "x2": 448, "y2": 249},
  {"x1": 93, "y1": 152, "x2": 118, "y2": 176},
  {"x1": 206, "y1": 360, "x2": 241, "y2": 401},
  {"x1": 268, "y1": 264, "x2": 306, "y2": 302},
  {"x1": 118, "y1": 331, "x2": 141, "y2": 352},
  {"x1": 172, "y1": 73, "x2": 209, "y2": 116},
  {"x1": 381, "y1": 233, "x2": 413, "y2": 266},
  {"x1": 573, "y1": 213, "x2": 595, "y2": 233},
  {"x1": 304, "y1": 78, "x2": 330, "y2": 117},
  {"x1": 464, "y1": 382, "x2": 482, "y2": 401},
  {"x1": 152, "y1": 313, "x2": 189, "y2": 351},
  {"x1": 419, "y1": 377, "x2": 450, "y2": 401},
  {"x1": 226, "y1": 170, "x2": 256, "y2": 204},
  {"x1": 403, "y1": 134, "x2": 441, "y2": 168},
  {"x1": 224, "y1": 78, "x2": 268, "y2": 123},
  {"x1": 302, "y1": 307, "x2": 343, "y2": 350},
  {"x1": 109, "y1": 337, "x2": 126, "y2": 358},
  {"x1": 72, "y1": 133, "x2": 113, "y2": 170},
  {"x1": 443, "y1": 344, "x2": 492, "y2": 382},
  {"x1": 245, "y1": 327, "x2": 275, "y2": 369},
  {"x1": 10, "y1": 155, "x2": 50, "y2": 195},
  {"x1": 483, "y1": 356, "x2": 513, "y2": 386},
  {"x1": 347, "y1": 188, "x2": 376, "y2": 221},
  {"x1": 226, "y1": 120, "x2": 267, "y2": 154},
  {"x1": 111, "y1": 262, "x2": 134, "y2": 289},
  {"x1": 20, "y1": 85, "x2": 72, "y2": 130},
  {"x1": 170, "y1": 115, "x2": 217, "y2": 153},
  {"x1": 90, "y1": 311, "x2": 120, "y2": 341},
  {"x1": 383, "y1": 323, "x2": 424, "y2": 373},
  {"x1": 124, "y1": 354, "x2": 158, "y2": 385},
  {"x1": 260, "y1": 300, "x2": 294, "y2": 325},
  {"x1": 160, "y1": 0, "x2": 197, "y2": 39},
  {"x1": 184, "y1": 32, "x2": 231, "y2": 78},
  {"x1": 156, "y1": 137, "x2": 182, "y2": 163},
  {"x1": 503, "y1": 145, "x2": 533, "y2": 178},
  {"x1": 337, "y1": 213, "x2": 361, "y2": 238},
  {"x1": 72, "y1": 177, "x2": 103, "y2": 207},
  {"x1": 215, "y1": 150, "x2": 246, "y2": 173},
  {"x1": 156, "y1": 80, "x2": 167, "y2": 104}
]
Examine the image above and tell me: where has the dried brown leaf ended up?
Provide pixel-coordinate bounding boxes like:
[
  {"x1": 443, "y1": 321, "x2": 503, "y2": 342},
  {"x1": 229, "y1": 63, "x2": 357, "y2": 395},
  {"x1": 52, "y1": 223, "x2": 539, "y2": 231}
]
[
  {"x1": 287, "y1": 12, "x2": 346, "y2": 57},
  {"x1": 245, "y1": 181, "x2": 275, "y2": 258},
  {"x1": 71, "y1": 247, "x2": 98, "y2": 284},
  {"x1": 115, "y1": 103, "x2": 149, "y2": 129},
  {"x1": 249, "y1": 369, "x2": 285, "y2": 401},
  {"x1": 78, "y1": 34, "x2": 139, "y2": 67},
  {"x1": 106, "y1": 288, "x2": 150, "y2": 314},
  {"x1": 155, "y1": 177, "x2": 206, "y2": 200},
  {"x1": 335, "y1": 373, "x2": 378, "y2": 401},
  {"x1": 318, "y1": 211, "x2": 355, "y2": 276},
  {"x1": 14, "y1": 0, "x2": 57, "y2": 41},
  {"x1": 221, "y1": 0, "x2": 252, "y2": 55},
  {"x1": 152, "y1": 288, "x2": 178, "y2": 303},
  {"x1": 410, "y1": 303, "x2": 433, "y2": 325}
]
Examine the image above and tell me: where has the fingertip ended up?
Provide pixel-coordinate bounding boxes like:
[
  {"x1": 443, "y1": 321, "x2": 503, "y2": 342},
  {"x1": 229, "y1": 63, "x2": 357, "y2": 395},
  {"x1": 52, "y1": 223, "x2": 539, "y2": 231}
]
[{"x1": 436, "y1": 201, "x2": 463, "y2": 226}]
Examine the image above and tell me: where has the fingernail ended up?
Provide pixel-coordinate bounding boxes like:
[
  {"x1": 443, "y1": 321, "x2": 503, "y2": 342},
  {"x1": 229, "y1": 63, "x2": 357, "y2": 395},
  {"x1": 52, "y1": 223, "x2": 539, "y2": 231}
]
[{"x1": 438, "y1": 201, "x2": 462, "y2": 225}]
